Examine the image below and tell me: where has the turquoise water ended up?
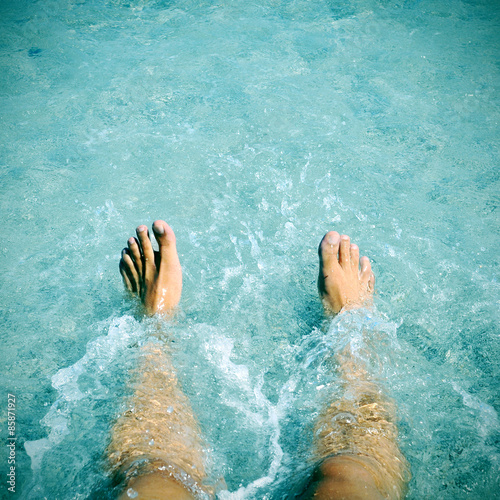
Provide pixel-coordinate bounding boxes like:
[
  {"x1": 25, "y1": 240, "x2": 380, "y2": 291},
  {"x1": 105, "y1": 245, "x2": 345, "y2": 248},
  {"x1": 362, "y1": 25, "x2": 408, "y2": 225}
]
[{"x1": 1, "y1": 0, "x2": 499, "y2": 497}]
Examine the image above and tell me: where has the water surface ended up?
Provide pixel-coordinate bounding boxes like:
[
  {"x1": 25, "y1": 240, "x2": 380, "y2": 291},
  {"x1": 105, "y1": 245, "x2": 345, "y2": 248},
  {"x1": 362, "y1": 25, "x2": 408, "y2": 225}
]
[{"x1": 0, "y1": 0, "x2": 498, "y2": 498}]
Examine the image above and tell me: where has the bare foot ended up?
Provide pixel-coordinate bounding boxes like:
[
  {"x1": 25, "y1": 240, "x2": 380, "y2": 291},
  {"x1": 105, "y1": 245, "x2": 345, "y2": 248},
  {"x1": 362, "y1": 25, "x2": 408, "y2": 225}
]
[
  {"x1": 318, "y1": 231, "x2": 375, "y2": 315},
  {"x1": 119, "y1": 220, "x2": 182, "y2": 316}
]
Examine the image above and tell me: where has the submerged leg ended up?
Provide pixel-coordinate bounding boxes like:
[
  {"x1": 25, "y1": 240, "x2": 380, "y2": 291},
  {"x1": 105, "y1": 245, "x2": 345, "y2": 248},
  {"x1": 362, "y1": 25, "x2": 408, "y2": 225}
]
[
  {"x1": 110, "y1": 220, "x2": 210, "y2": 499},
  {"x1": 304, "y1": 232, "x2": 409, "y2": 499},
  {"x1": 108, "y1": 344, "x2": 210, "y2": 500}
]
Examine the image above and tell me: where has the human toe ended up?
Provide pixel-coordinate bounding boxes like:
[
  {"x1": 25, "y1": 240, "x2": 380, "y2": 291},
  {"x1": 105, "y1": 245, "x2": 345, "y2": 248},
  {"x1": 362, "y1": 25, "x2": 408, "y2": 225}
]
[
  {"x1": 338, "y1": 235, "x2": 351, "y2": 267},
  {"x1": 319, "y1": 231, "x2": 340, "y2": 255},
  {"x1": 127, "y1": 237, "x2": 142, "y2": 272},
  {"x1": 360, "y1": 256, "x2": 372, "y2": 282},
  {"x1": 120, "y1": 249, "x2": 139, "y2": 292},
  {"x1": 136, "y1": 225, "x2": 154, "y2": 262},
  {"x1": 319, "y1": 231, "x2": 341, "y2": 268},
  {"x1": 152, "y1": 220, "x2": 176, "y2": 250},
  {"x1": 350, "y1": 243, "x2": 359, "y2": 270}
]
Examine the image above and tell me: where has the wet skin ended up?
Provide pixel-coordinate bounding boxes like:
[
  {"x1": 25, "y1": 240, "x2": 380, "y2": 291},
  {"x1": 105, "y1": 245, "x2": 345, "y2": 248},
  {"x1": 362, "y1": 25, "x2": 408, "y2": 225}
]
[
  {"x1": 118, "y1": 223, "x2": 393, "y2": 499},
  {"x1": 120, "y1": 220, "x2": 182, "y2": 316}
]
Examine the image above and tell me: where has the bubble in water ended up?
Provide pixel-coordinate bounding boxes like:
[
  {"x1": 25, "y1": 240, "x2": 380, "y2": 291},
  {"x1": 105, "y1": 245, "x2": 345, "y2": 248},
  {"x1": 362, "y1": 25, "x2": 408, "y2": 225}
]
[
  {"x1": 149, "y1": 439, "x2": 155, "y2": 446},
  {"x1": 127, "y1": 488, "x2": 138, "y2": 498},
  {"x1": 166, "y1": 406, "x2": 174, "y2": 413},
  {"x1": 331, "y1": 412, "x2": 357, "y2": 425}
]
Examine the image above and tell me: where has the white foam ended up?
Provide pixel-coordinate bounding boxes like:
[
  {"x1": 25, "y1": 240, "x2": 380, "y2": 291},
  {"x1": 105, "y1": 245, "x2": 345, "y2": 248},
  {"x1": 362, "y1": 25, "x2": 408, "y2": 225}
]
[
  {"x1": 25, "y1": 315, "x2": 142, "y2": 471},
  {"x1": 204, "y1": 334, "x2": 285, "y2": 499},
  {"x1": 452, "y1": 381, "x2": 500, "y2": 464}
]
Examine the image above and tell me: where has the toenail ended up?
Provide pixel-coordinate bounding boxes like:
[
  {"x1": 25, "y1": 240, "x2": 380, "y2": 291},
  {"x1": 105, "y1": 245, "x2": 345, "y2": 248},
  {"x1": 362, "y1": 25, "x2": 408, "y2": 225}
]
[
  {"x1": 154, "y1": 224, "x2": 165, "y2": 234},
  {"x1": 326, "y1": 233, "x2": 338, "y2": 244},
  {"x1": 128, "y1": 238, "x2": 135, "y2": 245},
  {"x1": 137, "y1": 226, "x2": 147, "y2": 232}
]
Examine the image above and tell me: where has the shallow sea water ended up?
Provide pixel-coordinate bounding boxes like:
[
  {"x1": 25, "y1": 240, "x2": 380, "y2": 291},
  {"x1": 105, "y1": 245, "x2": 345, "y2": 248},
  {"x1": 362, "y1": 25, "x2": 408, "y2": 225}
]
[{"x1": 0, "y1": 0, "x2": 499, "y2": 498}]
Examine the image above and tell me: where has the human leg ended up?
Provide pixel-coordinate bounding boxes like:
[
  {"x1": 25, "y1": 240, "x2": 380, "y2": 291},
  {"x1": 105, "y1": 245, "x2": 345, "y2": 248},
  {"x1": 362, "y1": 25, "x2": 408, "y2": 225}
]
[
  {"x1": 109, "y1": 220, "x2": 210, "y2": 500},
  {"x1": 109, "y1": 344, "x2": 210, "y2": 500},
  {"x1": 304, "y1": 232, "x2": 409, "y2": 499}
]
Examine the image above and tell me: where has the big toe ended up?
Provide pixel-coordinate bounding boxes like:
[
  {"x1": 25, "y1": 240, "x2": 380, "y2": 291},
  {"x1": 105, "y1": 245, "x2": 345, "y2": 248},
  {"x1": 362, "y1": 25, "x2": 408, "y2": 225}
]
[
  {"x1": 152, "y1": 220, "x2": 176, "y2": 246},
  {"x1": 319, "y1": 231, "x2": 341, "y2": 263},
  {"x1": 152, "y1": 220, "x2": 181, "y2": 278},
  {"x1": 318, "y1": 231, "x2": 341, "y2": 288},
  {"x1": 152, "y1": 220, "x2": 178, "y2": 259}
]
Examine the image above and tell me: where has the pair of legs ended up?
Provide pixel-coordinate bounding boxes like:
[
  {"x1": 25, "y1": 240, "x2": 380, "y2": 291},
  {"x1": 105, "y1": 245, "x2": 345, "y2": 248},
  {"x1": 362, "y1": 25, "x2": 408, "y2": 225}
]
[{"x1": 109, "y1": 220, "x2": 408, "y2": 499}]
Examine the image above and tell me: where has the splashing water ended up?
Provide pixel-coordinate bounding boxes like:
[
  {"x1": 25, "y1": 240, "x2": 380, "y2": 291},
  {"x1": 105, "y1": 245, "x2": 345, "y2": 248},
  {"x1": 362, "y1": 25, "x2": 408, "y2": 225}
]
[{"x1": 1, "y1": 0, "x2": 498, "y2": 498}]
